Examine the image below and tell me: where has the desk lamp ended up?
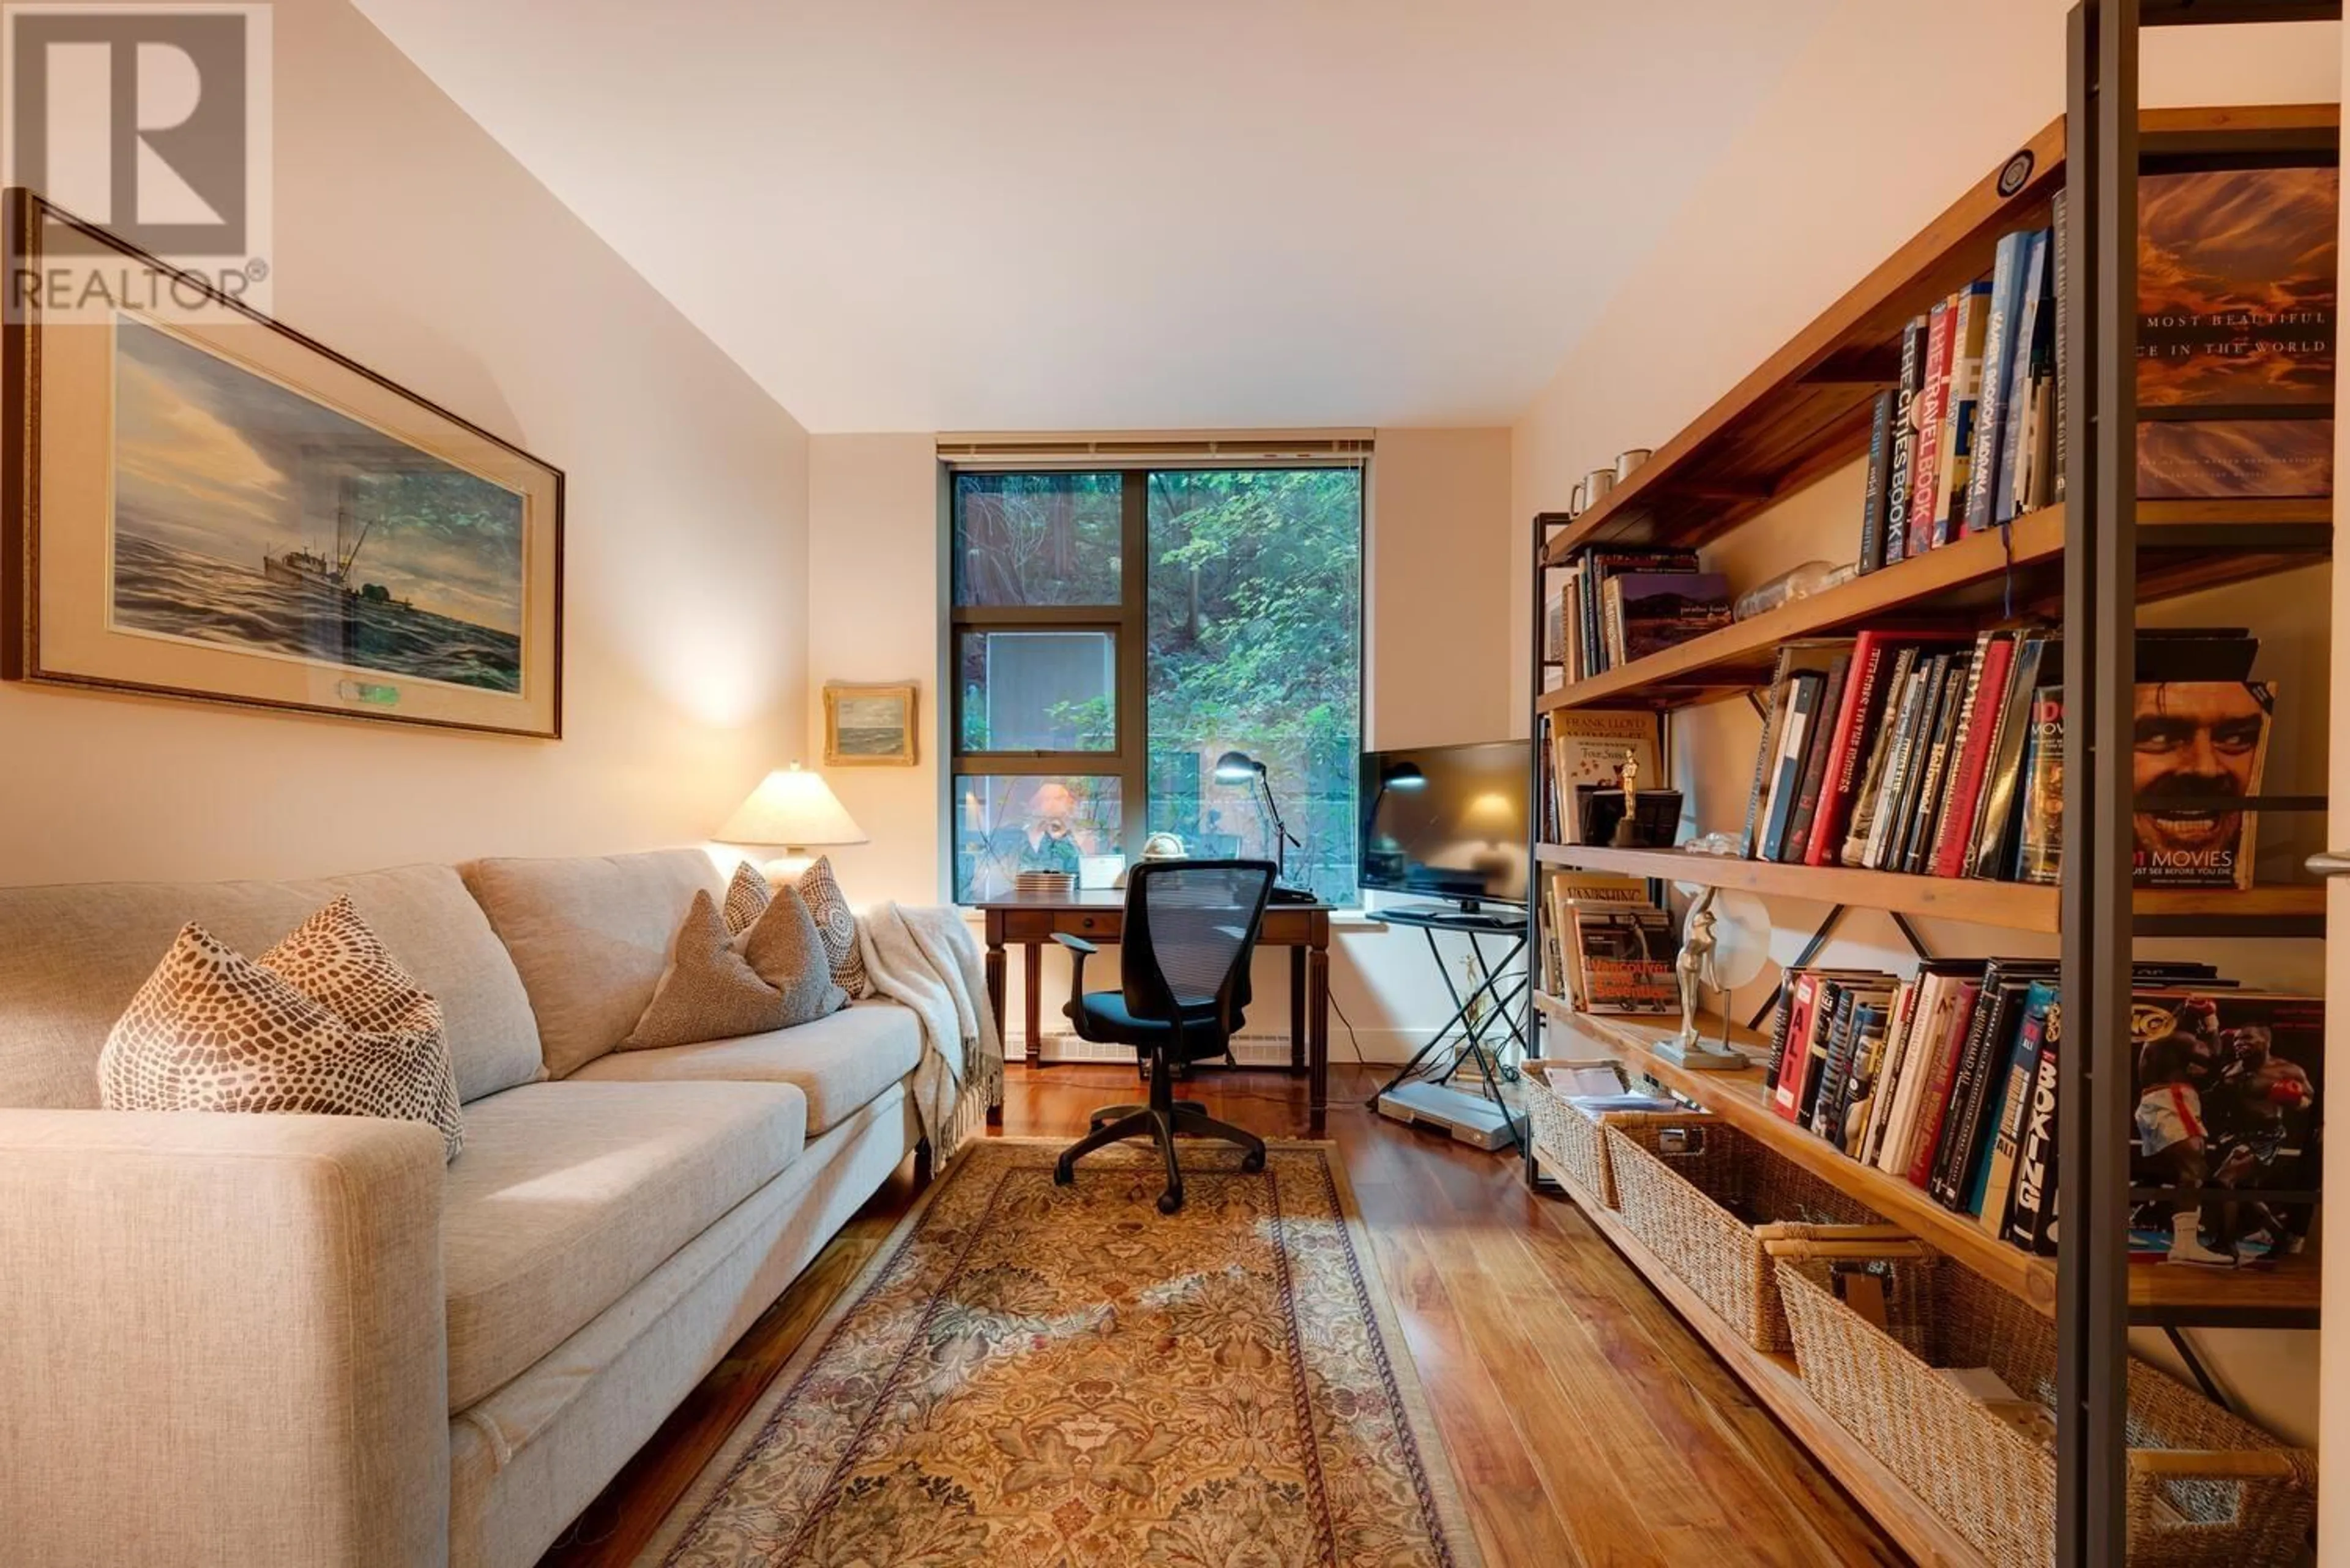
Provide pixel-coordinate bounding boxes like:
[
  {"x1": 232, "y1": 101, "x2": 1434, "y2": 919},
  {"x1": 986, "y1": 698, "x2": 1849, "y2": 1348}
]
[{"x1": 1214, "y1": 749, "x2": 1311, "y2": 902}]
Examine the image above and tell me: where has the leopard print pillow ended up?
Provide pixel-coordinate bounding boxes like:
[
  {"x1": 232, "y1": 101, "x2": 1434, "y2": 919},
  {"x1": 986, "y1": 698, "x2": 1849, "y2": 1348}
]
[{"x1": 98, "y1": 897, "x2": 464, "y2": 1161}]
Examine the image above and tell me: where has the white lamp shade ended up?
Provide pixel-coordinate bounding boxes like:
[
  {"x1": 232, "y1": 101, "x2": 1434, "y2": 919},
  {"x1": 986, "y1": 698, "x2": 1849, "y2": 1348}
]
[{"x1": 715, "y1": 766, "x2": 868, "y2": 848}]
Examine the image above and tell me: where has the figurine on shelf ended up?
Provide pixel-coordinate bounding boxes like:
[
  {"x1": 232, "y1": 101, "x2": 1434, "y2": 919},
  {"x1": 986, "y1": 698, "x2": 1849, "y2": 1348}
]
[
  {"x1": 1610, "y1": 750, "x2": 1643, "y2": 849},
  {"x1": 1655, "y1": 885, "x2": 1756, "y2": 1072},
  {"x1": 1673, "y1": 886, "x2": 1718, "y2": 1049}
]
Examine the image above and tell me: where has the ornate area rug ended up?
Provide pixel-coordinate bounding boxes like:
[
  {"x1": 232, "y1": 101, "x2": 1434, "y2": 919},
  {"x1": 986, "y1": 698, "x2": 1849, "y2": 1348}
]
[{"x1": 640, "y1": 1138, "x2": 1483, "y2": 1567}]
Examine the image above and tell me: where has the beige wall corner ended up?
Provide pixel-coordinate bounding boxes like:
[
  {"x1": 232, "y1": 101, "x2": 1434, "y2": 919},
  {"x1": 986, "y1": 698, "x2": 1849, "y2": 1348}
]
[{"x1": 806, "y1": 435, "x2": 946, "y2": 905}]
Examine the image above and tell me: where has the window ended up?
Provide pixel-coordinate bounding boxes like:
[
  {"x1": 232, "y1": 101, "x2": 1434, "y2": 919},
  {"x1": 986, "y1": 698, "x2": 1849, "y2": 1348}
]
[{"x1": 950, "y1": 466, "x2": 1364, "y2": 906}]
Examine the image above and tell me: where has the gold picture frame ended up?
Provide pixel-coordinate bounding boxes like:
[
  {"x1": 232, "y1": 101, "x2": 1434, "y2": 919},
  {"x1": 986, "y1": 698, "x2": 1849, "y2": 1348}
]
[
  {"x1": 824, "y1": 681, "x2": 917, "y2": 766},
  {"x1": 3, "y1": 190, "x2": 564, "y2": 738}
]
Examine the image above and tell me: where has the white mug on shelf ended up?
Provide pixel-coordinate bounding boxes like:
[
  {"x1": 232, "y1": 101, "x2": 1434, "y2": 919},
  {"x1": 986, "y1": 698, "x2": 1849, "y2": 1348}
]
[
  {"x1": 1616, "y1": 447, "x2": 1653, "y2": 482},
  {"x1": 1582, "y1": 468, "x2": 1616, "y2": 509},
  {"x1": 1568, "y1": 479, "x2": 1587, "y2": 517}
]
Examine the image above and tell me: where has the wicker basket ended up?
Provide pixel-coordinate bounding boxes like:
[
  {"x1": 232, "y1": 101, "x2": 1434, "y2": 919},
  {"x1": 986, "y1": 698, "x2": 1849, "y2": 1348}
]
[
  {"x1": 1521, "y1": 1058, "x2": 1627, "y2": 1206},
  {"x1": 1772, "y1": 1244, "x2": 2315, "y2": 1568},
  {"x1": 1602, "y1": 1113, "x2": 1907, "y2": 1353}
]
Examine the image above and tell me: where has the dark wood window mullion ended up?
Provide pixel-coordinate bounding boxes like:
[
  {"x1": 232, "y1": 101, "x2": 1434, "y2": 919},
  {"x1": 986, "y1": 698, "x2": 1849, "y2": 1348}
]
[{"x1": 1117, "y1": 469, "x2": 1149, "y2": 864}]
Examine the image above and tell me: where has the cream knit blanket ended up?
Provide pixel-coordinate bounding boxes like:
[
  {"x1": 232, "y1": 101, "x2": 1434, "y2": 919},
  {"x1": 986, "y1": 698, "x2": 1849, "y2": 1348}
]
[{"x1": 856, "y1": 903, "x2": 1004, "y2": 1163}]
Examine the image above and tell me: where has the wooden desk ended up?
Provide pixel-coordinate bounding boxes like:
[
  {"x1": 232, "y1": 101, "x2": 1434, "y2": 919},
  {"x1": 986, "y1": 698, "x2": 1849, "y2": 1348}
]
[{"x1": 973, "y1": 892, "x2": 1335, "y2": 1133}]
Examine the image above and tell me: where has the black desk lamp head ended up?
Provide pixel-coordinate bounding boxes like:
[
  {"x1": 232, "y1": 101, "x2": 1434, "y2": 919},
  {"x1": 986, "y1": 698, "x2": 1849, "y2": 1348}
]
[{"x1": 1214, "y1": 749, "x2": 1306, "y2": 897}]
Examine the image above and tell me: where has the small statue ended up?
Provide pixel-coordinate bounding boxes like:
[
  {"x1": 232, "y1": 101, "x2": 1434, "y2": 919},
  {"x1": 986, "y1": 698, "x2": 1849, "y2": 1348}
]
[
  {"x1": 1674, "y1": 887, "x2": 1720, "y2": 1049},
  {"x1": 1610, "y1": 749, "x2": 1644, "y2": 848}
]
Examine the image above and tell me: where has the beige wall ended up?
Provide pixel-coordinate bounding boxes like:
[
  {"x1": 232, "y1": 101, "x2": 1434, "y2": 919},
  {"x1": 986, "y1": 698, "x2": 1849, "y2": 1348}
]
[
  {"x1": 806, "y1": 436, "x2": 946, "y2": 903},
  {"x1": 1512, "y1": 0, "x2": 2338, "y2": 1448},
  {"x1": 805, "y1": 429, "x2": 1516, "y2": 1059},
  {"x1": 1367, "y1": 428, "x2": 1515, "y2": 749},
  {"x1": 0, "y1": 0, "x2": 811, "y2": 887}
]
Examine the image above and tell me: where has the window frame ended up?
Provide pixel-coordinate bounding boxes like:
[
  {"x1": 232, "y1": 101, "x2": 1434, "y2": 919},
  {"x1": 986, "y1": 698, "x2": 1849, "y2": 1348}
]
[{"x1": 945, "y1": 462, "x2": 1365, "y2": 897}]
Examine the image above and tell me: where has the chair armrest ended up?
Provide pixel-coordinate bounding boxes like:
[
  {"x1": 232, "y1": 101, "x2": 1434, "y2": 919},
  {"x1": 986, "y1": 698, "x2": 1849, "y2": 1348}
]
[
  {"x1": 0, "y1": 1109, "x2": 450, "y2": 1567},
  {"x1": 1051, "y1": 933, "x2": 1099, "y2": 1035}
]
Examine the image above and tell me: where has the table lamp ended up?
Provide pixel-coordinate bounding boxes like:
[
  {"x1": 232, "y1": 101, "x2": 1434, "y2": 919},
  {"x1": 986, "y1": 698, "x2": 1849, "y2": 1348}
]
[{"x1": 715, "y1": 763, "x2": 868, "y2": 882}]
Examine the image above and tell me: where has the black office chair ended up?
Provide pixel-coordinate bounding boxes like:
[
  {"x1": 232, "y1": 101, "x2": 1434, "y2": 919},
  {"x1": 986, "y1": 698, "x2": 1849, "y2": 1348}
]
[{"x1": 1051, "y1": 859, "x2": 1277, "y2": 1214}]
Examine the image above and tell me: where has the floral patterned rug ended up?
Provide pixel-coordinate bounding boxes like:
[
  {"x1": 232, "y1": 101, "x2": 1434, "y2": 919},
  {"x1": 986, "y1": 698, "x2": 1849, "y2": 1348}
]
[{"x1": 640, "y1": 1138, "x2": 1482, "y2": 1567}]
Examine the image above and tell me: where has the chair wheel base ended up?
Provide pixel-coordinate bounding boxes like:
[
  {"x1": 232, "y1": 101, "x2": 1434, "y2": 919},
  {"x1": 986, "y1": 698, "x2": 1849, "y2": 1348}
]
[
  {"x1": 1157, "y1": 1187, "x2": 1184, "y2": 1215},
  {"x1": 1241, "y1": 1148, "x2": 1266, "y2": 1173},
  {"x1": 1053, "y1": 1157, "x2": 1075, "y2": 1187}
]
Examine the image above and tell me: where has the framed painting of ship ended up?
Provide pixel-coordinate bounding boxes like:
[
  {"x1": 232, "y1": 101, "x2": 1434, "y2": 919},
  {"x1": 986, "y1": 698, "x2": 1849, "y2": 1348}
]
[{"x1": 3, "y1": 190, "x2": 563, "y2": 738}]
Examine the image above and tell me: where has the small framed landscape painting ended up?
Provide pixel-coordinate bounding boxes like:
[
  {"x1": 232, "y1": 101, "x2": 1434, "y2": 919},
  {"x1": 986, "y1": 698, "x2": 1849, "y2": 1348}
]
[
  {"x1": 824, "y1": 682, "x2": 917, "y2": 766},
  {"x1": 3, "y1": 190, "x2": 564, "y2": 737}
]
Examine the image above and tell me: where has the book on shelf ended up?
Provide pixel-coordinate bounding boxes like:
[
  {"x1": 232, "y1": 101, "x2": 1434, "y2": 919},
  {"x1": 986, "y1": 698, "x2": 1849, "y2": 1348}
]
[
  {"x1": 1857, "y1": 387, "x2": 1896, "y2": 575},
  {"x1": 2127, "y1": 988, "x2": 2322, "y2": 1264},
  {"x1": 1994, "y1": 228, "x2": 2053, "y2": 527},
  {"x1": 1553, "y1": 545, "x2": 1700, "y2": 678},
  {"x1": 1540, "y1": 710, "x2": 1660, "y2": 845},
  {"x1": 2135, "y1": 165, "x2": 2337, "y2": 500},
  {"x1": 2009, "y1": 640, "x2": 2274, "y2": 891},
  {"x1": 1904, "y1": 299, "x2": 1958, "y2": 558},
  {"x1": 1777, "y1": 648, "x2": 1852, "y2": 864},
  {"x1": 1931, "y1": 280, "x2": 1994, "y2": 545},
  {"x1": 1538, "y1": 868, "x2": 1651, "y2": 1005},
  {"x1": 1571, "y1": 905, "x2": 1677, "y2": 1014},
  {"x1": 1603, "y1": 570, "x2": 1733, "y2": 663},
  {"x1": 1882, "y1": 316, "x2": 1928, "y2": 569},
  {"x1": 1753, "y1": 955, "x2": 2318, "y2": 1268},
  {"x1": 1964, "y1": 230, "x2": 2035, "y2": 536}
]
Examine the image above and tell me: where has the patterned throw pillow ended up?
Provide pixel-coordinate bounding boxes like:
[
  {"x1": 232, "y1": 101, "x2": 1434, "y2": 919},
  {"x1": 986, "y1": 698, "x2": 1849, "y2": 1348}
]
[
  {"x1": 99, "y1": 897, "x2": 464, "y2": 1161},
  {"x1": 740, "y1": 882, "x2": 848, "y2": 1024},
  {"x1": 794, "y1": 856, "x2": 869, "y2": 999},
  {"x1": 722, "y1": 861, "x2": 772, "y2": 936},
  {"x1": 625, "y1": 889, "x2": 791, "y2": 1050}
]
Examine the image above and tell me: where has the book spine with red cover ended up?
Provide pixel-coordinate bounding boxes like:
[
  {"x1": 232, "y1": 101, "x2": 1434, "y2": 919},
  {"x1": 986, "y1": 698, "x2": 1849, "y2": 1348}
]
[
  {"x1": 1906, "y1": 981, "x2": 1983, "y2": 1187},
  {"x1": 1772, "y1": 974, "x2": 1822, "y2": 1121},
  {"x1": 1929, "y1": 635, "x2": 2016, "y2": 877},
  {"x1": 1805, "y1": 634, "x2": 1888, "y2": 865},
  {"x1": 1904, "y1": 301, "x2": 1958, "y2": 559}
]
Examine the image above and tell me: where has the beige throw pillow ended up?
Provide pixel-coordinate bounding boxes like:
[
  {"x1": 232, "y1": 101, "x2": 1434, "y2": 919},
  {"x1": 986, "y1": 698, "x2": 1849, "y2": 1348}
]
[
  {"x1": 794, "y1": 856, "x2": 870, "y2": 999},
  {"x1": 626, "y1": 890, "x2": 789, "y2": 1050},
  {"x1": 740, "y1": 882, "x2": 848, "y2": 1023},
  {"x1": 99, "y1": 896, "x2": 464, "y2": 1161}
]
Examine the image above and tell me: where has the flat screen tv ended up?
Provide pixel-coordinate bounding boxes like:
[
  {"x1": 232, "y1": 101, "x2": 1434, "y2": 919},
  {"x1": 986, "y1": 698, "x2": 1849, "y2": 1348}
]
[{"x1": 1359, "y1": 740, "x2": 1531, "y2": 909}]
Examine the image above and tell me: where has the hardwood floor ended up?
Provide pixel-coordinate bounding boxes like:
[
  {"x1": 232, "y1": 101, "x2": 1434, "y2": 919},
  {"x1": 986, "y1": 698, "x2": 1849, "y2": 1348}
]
[{"x1": 539, "y1": 1062, "x2": 1906, "y2": 1568}]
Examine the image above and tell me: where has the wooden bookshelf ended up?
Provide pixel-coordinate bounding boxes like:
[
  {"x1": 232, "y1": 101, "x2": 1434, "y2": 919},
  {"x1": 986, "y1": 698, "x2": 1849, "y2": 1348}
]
[
  {"x1": 1539, "y1": 103, "x2": 2337, "y2": 565},
  {"x1": 1538, "y1": 500, "x2": 2330, "y2": 714},
  {"x1": 1537, "y1": 1155, "x2": 1993, "y2": 1568},
  {"x1": 1534, "y1": 842, "x2": 2325, "y2": 936},
  {"x1": 1553, "y1": 1009, "x2": 2321, "y2": 1327}
]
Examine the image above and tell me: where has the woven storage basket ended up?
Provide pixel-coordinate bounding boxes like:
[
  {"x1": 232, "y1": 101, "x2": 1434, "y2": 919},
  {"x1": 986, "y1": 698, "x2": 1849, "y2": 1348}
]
[
  {"x1": 1521, "y1": 1058, "x2": 1625, "y2": 1206},
  {"x1": 1772, "y1": 1244, "x2": 2315, "y2": 1568},
  {"x1": 1602, "y1": 1113, "x2": 1907, "y2": 1353}
]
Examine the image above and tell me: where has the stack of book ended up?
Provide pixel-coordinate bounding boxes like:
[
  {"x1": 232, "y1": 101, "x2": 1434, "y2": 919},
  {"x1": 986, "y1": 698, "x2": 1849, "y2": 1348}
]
[
  {"x1": 1545, "y1": 545, "x2": 1731, "y2": 681},
  {"x1": 1739, "y1": 628, "x2": 2274, "y2": 889},
  {"x1": 1857, "y1": 167, "x2": 2335, "y2": 574},
  {"x1": 1537, "y1": 868, "x2": 1676, "y2": 1015},
  {"x1": 1857, "y1": 220, "x2": 2060, "y2": 575},
  {"x1": 1762, "y1": 961, "x2": 2322, "y2": 1267}
]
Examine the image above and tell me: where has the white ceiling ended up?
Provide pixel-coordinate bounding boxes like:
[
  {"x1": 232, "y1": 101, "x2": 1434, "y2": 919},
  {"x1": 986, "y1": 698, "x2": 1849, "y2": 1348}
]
[{"x1": 354, "y1": 1, "x2": 1830, "y2": 433}]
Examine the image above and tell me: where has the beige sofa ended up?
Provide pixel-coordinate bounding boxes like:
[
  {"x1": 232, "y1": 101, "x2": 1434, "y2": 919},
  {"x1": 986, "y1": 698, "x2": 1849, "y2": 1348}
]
[{"x1": 0, "y1": 848, "x2": 927, "y2": 1568}]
